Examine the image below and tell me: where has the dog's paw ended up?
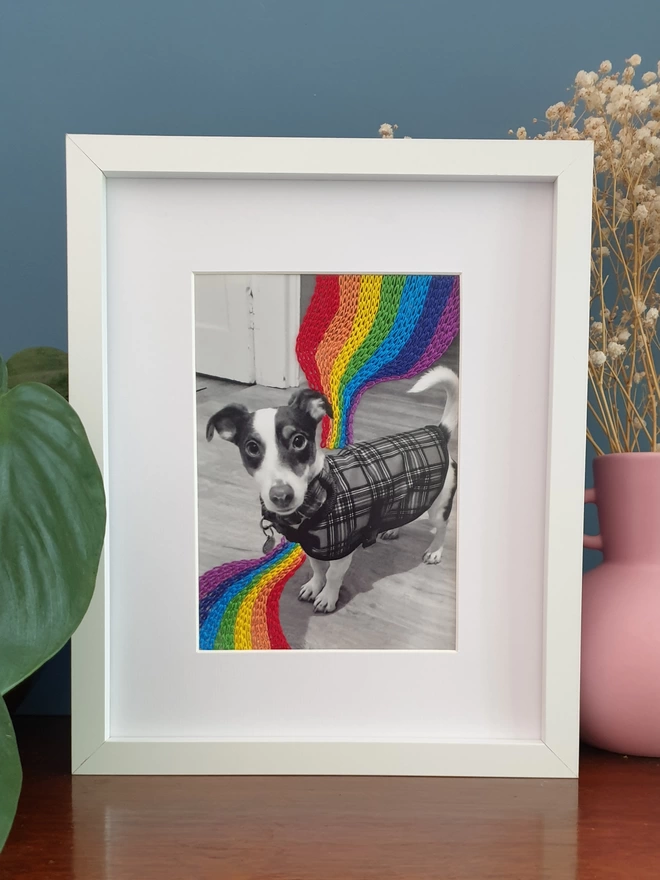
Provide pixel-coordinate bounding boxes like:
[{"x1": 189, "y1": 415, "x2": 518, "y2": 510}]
[
  {"x1": 423, "y1": 548, "x2": 444, "y2": 565},
  {"x1": 380, "y1": 528, "x2": 400, "y2": 541},
  {"x1": 313, "y1": 587, "x2": 339, "y2": 614},
  {"x1": 298, "y1": 578, "x2": 324, "y2": 602}
]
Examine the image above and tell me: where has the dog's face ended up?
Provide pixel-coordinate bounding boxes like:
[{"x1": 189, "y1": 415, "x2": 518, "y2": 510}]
[{"x1": 206, "y1": 389, "x2": 332, "y2": 515}]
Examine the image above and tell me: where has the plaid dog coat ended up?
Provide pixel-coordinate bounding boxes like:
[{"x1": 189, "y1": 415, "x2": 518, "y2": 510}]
[{"x1": 262, "y1": 425, "x2": 450, "y2": 561}]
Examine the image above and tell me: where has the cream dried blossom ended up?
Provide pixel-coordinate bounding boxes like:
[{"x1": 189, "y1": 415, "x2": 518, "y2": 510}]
[
  {"x1": 378, "y1": 123, "x2": 397, "y2": 139},
  {"x1": 516, "y1": 126, "x2": 527, "y2": 140},
  {"x1": 576, "y1": 70, "x2": 599, "y2": 88},
  {"x1": 584, "y1": 116, "x2": 607, "y2": 138},
  {"x1": 513, "y1": 54, "x2": 660, "y2": 452},
  {"x1": 545, "y1": 102, "x2": 565, "y2": 121},
  {"x1": 633, "y1": 92, "x2": 652, "y2": 113},
  {"x1": 607, "y1": 340, "x2": 626, "y2": 358}
]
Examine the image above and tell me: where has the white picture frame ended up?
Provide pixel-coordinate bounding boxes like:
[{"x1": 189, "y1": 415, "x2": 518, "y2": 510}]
[{"x1": 67, "y1": 135, "x2": 593, "y2": 778}]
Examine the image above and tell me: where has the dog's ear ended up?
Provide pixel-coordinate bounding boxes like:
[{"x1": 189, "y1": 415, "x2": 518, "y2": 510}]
[
  {"x1": 288, "y1": 388, "x2": 333, "y2": 422},
  {"x1": 206, "y1": 404, "x2": 250, "y2": 444}
]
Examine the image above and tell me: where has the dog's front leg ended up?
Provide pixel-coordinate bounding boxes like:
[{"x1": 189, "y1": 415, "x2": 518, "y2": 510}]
[
  {"x1": 298, "y1": 556, "x2": 327, "y2": 602},
  {"x1": 313, "y1": 552, "x2": 354, "y2": 614}
]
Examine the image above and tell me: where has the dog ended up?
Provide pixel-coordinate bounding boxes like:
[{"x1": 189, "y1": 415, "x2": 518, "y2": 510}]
[{"x1": 206, "y1": 365, "x2": 458, "y2": 614}]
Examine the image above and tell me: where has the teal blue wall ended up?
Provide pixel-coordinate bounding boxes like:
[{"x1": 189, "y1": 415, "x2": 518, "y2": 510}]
[{"x1": 2, "y1": 1, "x2": 658, "y2": 712}]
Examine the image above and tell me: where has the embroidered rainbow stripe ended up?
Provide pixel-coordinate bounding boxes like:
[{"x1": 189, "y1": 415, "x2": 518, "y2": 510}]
[
  {"x1": 298, "y1": 274, "x2": 460, "y2": 447},
  {"x1": 199, "y1": 274, "x2": 459, "y2": 649},
  {"x1": 199, "y1": 540, "x2": 305, "y2": 650}
]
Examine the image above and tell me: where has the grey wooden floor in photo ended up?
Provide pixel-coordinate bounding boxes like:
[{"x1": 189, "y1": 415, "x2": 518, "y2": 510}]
[{"x1": 196, "y1": 337, "x2": 459, "y2": 650}]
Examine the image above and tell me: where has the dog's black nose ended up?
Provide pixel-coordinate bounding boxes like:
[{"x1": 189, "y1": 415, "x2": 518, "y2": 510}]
[{"x1": 269, "y1": 482, "x2": 294, "y2": 509}]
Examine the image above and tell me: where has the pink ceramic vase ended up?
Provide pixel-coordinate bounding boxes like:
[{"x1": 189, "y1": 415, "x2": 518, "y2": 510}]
[{"x1": 582, "y1": 452, "x2": 660, "y2": 756}]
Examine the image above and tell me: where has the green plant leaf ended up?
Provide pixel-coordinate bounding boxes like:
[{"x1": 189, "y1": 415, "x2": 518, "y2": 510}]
[
  {"x1": 0, "y1": 368, "x2": 106, "y2": 695},
  {"x1": 6, "y1": 347, "x2": 68, "y2": 400},
  {"x1": 0, "y1": 696, "x2": 21, "y2": 852}
]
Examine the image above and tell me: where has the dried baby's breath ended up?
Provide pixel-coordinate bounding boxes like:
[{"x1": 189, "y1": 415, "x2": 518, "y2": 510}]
[{"x1": 514, "y1": 55, "x2": 660, "y2": 453}]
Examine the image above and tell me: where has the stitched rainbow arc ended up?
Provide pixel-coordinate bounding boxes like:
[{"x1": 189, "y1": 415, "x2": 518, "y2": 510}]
[{"x1": 199, "y1": 274, "x2": 460, "y2": 650}]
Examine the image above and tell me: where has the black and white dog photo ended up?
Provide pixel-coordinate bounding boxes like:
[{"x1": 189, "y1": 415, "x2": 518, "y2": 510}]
[{"x1": 206, "y1": 365, "x2": 458, "y2": 614}]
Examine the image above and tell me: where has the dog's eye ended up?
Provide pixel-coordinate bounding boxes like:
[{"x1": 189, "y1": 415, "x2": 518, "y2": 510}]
[
  {"x1": 291, "y1": 434, "x2": 307, "y2": 450},
  {"x1": 244, "y1": 440, "x2": 260, "y2": 457}
]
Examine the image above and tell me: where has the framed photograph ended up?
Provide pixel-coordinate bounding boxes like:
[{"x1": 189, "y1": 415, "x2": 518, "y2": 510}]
[
  {"x1": 67, "y1": 135, "x2": 592, "y2": 777},
  {"x1": 197, "y1": 271, "x2": 460, "y2": 651}
]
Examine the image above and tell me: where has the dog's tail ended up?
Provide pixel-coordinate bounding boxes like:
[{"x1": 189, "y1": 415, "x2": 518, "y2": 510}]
[{"x1": 408, "y1": 365, "x2": 459, "y2": 436}]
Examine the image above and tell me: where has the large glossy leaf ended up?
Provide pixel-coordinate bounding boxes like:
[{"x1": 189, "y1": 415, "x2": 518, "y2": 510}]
[
  {"x1": 0, "y1": 697, "x2": 21, "y2": 851},
  {"x1": 0, "y1": 356, "x2": 106, "y2": 695},
  {"x1": 6, "y1": 347, "x2": 68, "y2": 400}
]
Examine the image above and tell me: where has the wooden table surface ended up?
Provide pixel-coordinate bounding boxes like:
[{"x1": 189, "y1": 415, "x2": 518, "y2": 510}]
[{"x1": 2, "y1": 718, "x2": 659, "y2": 879}]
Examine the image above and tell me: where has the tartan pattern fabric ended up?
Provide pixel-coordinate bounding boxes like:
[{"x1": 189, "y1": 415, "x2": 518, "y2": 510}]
[{"x1": 264, "y1": 424, "x2": 450, "y2": 561}]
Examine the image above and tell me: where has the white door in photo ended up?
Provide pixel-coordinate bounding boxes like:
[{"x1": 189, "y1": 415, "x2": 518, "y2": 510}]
[
  {"x1": 194, "y1": 273, "x2": 255, "y2": 383},
  {"x1": 194, "y1": 273, "x2": 301, "y2": 388}
]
